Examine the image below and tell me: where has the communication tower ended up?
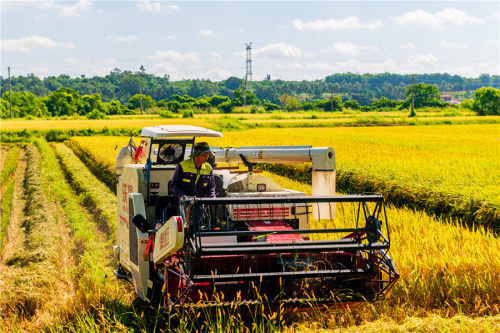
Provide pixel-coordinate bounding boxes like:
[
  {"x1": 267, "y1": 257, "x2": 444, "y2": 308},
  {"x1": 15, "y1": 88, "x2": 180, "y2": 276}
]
[{"x1": 244, "y1": 42, "x2": 252, "y2": 106}]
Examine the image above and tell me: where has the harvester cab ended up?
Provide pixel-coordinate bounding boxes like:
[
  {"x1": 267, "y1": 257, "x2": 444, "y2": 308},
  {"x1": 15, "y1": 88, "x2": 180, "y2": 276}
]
[{"x1": 114, "y1": 125, "x2": 399, "y2": 308}]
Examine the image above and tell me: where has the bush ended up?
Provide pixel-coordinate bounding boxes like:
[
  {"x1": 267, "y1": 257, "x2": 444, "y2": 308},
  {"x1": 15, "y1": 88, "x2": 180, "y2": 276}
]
[
  {"x1": 263, "y1": 102, "x2": 280, "y2": 111},
  {"x1": 343, "y1": 100, "x2": 360, "y2": 110},
  {"x1": 473, "y1": 87, "x2": 500, "y2": 115},
  {"x1": 250, "y1": 105, "x2": 265, "y2": 113},
  {"x1": 167, "y1": 100, "x2": 182, "y2": 113},
  {"x1": 460, "y1": 99, "x2": 475, "y2": 110},
  {"x1": 86, "y1": 110, "x2": 107, "y2": 119},
  {"x1": 182, "y1": 110, "x2": 194, "y2": 118},
  {"x1": 218, "y1": 100, "x2": 232, "y2": 113},
  {"x1": 159, "y1": 109, "x2": 176, "y2": 118}
]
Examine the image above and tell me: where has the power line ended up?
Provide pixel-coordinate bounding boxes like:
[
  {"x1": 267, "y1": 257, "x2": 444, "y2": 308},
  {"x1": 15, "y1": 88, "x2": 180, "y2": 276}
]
[{"x1": 243, "y1": 42, "x2": 252, "y2": 106}]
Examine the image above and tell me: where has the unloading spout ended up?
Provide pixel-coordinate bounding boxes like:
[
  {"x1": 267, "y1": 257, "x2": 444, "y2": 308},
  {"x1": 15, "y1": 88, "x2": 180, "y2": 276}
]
[{"x1": 213, "y1": 146, "x2": 336, "y2": 217}]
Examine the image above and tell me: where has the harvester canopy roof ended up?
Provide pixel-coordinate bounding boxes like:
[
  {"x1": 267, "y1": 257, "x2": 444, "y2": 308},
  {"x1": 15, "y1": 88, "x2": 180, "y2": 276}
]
[{"x1": 140, "y1": 125, "x2": 223, "y2": 138}]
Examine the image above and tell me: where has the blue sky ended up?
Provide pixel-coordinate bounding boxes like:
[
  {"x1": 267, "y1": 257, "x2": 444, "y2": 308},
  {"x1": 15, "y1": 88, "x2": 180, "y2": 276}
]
[{"x1": 1, "y1": 0, "x2": 499, "y2": 81}]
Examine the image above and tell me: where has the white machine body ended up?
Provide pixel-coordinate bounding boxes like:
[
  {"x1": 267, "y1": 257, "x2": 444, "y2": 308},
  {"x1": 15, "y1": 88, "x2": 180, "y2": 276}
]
[{"x1": 114, "y1": 125, "x2": 336, "y2": 302}]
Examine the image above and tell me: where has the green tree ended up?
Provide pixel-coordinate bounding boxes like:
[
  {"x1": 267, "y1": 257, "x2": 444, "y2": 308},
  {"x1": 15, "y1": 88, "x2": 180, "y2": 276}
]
[
  {"x1": 284, "y1": 96, "x2": 301, "y2": 111},
  {"x1": 1, "y1": 91, "x2": 48, "y2": 118},
  {"x1": 224, "y1": 77, "x2": 243, "y2": 90},
  {"x1": 209, "y1": 95, "x2": 230, "y2": 107},
  {"x1": 106, "y1": 100, "x2": 127, "y2": 115},
  {"x1": 218, "y1": 100, "x2": 232, "y2": 113},
  {"x1": 316, "y1": 96, "x2": 342, "y2": 112},
  {"x1": 44, "y1": 88, "x2": 83, "y2": 116},
  {"x1": 404, "y1": 83, "x2": 441, "y2": 108},
  {"x1": 193, "y1": 98, "x2": 211, "y2": 111},
  {"x1": 343, "y1": 100, "x2": 360, "y2": 110},
  {"x1": 82, "y1": 93, "x2": 104, "y2": 115},
  {"x1": 167, "y1": 100, "x2": 182, "y2": 113},
  {"x1": 128, "y1": 94, "x2": 155, "y2": 109},
  {"x1": 371, "y1": 96, "x2": 401, "y2": 109},
  {"x1": 473, "y1": 87, "x2": 500, "y2": 115},
  {"x1": 232, "y1": 88, "x2": 260, "y2": 106}
]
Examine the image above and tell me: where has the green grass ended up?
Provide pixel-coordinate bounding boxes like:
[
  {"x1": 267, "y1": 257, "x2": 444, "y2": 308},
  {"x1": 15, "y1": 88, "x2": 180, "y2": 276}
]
[
  {"x1": 0, "y1": 146, "x2": 20, "y2": 251},
  {"x1": 53, "y1": 143, "x2": 117, "y2": 239},
  {"x1": 0, "y1": 146, "x2": 20, "y2": 185}
]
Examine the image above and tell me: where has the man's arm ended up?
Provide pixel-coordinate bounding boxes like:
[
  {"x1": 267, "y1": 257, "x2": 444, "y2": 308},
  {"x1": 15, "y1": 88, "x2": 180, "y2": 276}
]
[
  {"x1": 207, "y1": 170, "x2": 216, "y2": 198},
  {"x1": 170, "y1": 164, "x2": 185, "y2": 199}
]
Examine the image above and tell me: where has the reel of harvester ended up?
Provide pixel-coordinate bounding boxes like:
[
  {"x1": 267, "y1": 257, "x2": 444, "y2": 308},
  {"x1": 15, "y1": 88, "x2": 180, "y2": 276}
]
[{"x1": 146, "y1": 194, "x2": 399, "y2": 309}]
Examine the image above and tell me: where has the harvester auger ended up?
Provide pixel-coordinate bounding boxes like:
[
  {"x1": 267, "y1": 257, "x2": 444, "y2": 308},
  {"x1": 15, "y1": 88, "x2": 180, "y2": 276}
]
[{"x1": 114, "y1": 125, "x2": 399, "y2": 309}]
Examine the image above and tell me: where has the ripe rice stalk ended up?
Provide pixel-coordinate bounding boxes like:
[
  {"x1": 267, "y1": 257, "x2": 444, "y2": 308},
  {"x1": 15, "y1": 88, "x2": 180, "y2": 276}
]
[
  {"x1": 34, "y1": 138, "x2": 132, "y2": 329},
  {"x1": 53, "y1": 142, "x2": 117, "y2": 239},
  {"x1": 0, "y1": 145, "x2": 75, "y2": 329}
]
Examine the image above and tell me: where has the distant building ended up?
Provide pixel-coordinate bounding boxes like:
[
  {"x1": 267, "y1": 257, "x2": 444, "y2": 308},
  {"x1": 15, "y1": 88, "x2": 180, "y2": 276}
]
[{"x1": 440, "y1": 94, "x2": 461, "y2": 105}]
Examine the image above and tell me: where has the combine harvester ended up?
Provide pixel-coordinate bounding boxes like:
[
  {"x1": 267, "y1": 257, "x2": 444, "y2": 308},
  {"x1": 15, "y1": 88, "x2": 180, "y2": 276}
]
[{"x1": 114, "y1": 125, "x2": 399, "y2": 309}]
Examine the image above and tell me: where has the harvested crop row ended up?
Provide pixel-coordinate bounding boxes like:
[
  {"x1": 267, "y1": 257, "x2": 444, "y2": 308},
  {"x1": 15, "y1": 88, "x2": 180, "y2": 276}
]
[
  {"x1": 0, "y1": 145, "x2": 20, "y2": 186},
  {"x1": 66, "y1": 139, "x2": 118, "y2": 192},
  {"x1": 0, "y1": 145, "x2": 75, "y2": 330},
  {"x1": 0, "y1": 146, "x2": 21, "y2": 251},
  {"x1": 0, "y1": 144, "x2": 11, "y2": 174},
  {"x1": 53, "y1": 143, "x2": 117, "y2": 239},
  {"x1": 34, "y1": 139, "x2": 132, "y2": 331}
]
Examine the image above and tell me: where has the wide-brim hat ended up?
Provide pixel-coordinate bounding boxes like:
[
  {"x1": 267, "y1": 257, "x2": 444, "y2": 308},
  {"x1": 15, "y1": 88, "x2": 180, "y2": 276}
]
[{"x1": 192, "y1": 142, "x2": 214, "y2": 157}]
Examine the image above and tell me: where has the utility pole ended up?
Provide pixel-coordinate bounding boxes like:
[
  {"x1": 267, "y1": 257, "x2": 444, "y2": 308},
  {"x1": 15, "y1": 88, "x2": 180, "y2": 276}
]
[
  {"x1": 410, "y1": 76, "x2": 415, "y2": 117},
  {"x1": 8, "y1": 66, "x2": 13, "y2": 118},
  {"x1": 139, "y1": 65, "x2": 145, "y2": 115},
  {"x1": 330, "y1": 84, "x2": 335, "y2": 112},
  {"x1": 244, "y1": 42, "x2": 252, "y2": 106}
]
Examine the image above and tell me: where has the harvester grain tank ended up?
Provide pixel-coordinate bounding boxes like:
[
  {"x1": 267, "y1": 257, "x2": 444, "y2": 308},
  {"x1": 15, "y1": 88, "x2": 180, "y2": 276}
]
[{"x1": 114, "y1": 125, "x2": 399, "y2": 308}]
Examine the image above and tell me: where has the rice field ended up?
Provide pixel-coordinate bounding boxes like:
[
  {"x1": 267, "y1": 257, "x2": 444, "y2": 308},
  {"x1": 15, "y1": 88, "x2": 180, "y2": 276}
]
[
  {"x1": 61, "y1": 134, "x2": 500, "y2": 329},
  {"x1": 1, "y1": 110, "x2": 499, "y2": 132},
  {"x1": 1, "y1": 118, "x2": 499, "y2": 331},
  {"x1": 70, "y1": 123, "x2": 500, "y2": 228}
]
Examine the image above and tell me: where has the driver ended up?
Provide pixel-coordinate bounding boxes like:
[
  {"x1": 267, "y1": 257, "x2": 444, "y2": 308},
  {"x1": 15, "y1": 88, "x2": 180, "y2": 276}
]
[{"x1": 171, "y1": 142, "x2": 216, "y2": 200}]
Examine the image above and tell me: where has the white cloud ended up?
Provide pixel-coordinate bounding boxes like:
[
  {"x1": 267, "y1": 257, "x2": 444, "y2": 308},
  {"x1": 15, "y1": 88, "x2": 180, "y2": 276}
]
[
  {"x1": 323, "y1": 42, "x2": 378, "y2": 57},
  {"x1": 392, "y1": 8, "x2": 484, "y2": 28},
  {"x1": 209, "y1": 52, "x2": 221, "y2": 62},
  {"x1": 292, "y1": 17, "x2": 382, "y2": 31},
  {"x1": 486, "y1": 39, "x2": 499, "y2": 47},
  {"x1": 39, "y1": 0, "x2": 92, "y2": 17},
  {"x1": 199, "y1": 30, "x2": 215, "y2": 37},
  {"x1": 106, "y1": 35, "x2": 138, "y2": 43},
  {"x1": 407, "y1": 54, "x2": 439, "y2": 67},
  {"x1": 440, "y1": 40, "x2": 468, "y2": 49},
  {"x1": 166, "y1": 34, "x2": 176, "y2": 40},
  {"x1": 1, "y1": 35, "x2": 74, "y2": 52},
  {"x1": 136, "y1": 0, "x2": 179, "y2": 13},
  {"x1": 253, "y1": 42, "x2": 302, "y2": 59},
  {"x1": 204, "y1": 68, "x2": 231, "y2": 81},
  {"x1": 146, "y1": 50, "x2": 200, "y2": 63},
  {"x1": 63, "y1": 57, "x2": 117, "y2": 76},
  {"x1": 400, "y1": 42, "x2": 416, "y2": 50},
  {"x1": 151, "y1": 61, "x2": 178, "y2": 74},
  {"x1": 1, "y1": 0, "x2": 92, "y2": 17}
]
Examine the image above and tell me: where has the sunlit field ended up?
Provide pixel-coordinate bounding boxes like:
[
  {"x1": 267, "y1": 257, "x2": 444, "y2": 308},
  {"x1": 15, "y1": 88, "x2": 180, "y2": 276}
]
[
  {"x1": 48, "y1": 138, "x2": 500, "y2": 330},
  {"x1": 1, "y1": 119, "x2": 499, "y2": 331},
  {"x1": 1, "y1": 109, "x2": 499, "y2": 131},
  {"x1": 71, "y1": 124, "x2": 500, "y2": 206}
]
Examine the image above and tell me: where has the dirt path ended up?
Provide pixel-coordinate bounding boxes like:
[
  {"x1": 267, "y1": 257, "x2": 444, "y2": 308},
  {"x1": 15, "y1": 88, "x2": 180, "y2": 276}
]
[
  {"x1": 0, "y1": 150, "x2": 26, "y2": 262},
  {"x1": 0, "y1": 145, "x2": 10, "y2": 175}
]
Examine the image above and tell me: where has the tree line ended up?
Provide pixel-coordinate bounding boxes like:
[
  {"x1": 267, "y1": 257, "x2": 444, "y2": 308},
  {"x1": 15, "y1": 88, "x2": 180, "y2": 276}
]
[
  {"x1": 1, "y1": 70, "x2": 499, "y2": 107},
  {"x1": 2, "y1": 79, "x2": 499, "y2": 119}
]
